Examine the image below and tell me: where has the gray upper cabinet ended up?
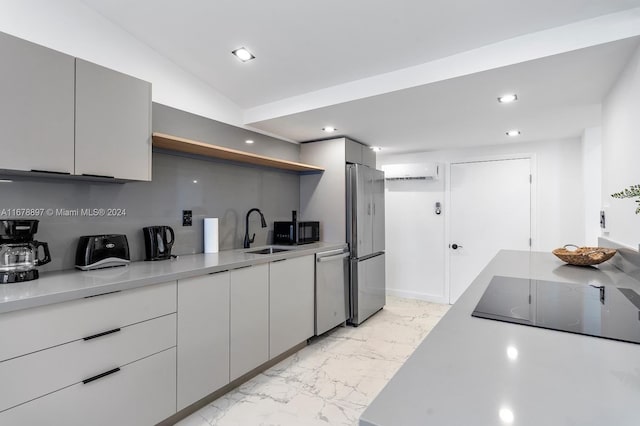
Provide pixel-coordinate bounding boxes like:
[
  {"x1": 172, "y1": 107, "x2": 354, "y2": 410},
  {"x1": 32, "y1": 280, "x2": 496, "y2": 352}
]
[
  {"x1": 0, "y1": 32, "x2": 75, "y2": 174},
  {"x1": 362, "y1": 144, "x2": 376, "y2": 168},
  {"x1": 345, "y1": 138, "x2": 376, "y2": 168},
  {"x1": 0, "y1": 33, "x2": 152, "y2": 181},
  {"x1": 345, "y1": 139, "x2": 363, "y2": 165},
  {"x1": 75, "y1": 59, "x2": 152, "y2": 181}
]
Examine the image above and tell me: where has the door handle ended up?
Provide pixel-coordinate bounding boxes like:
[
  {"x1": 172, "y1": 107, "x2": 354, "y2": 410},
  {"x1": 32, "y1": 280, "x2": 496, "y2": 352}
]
[
  {"x1": 317, "y1": 248, "x2": 345, "y2": 257},
  {"x1": 317, "y1": 252, "x2": 350, "y2": 262},
  {"x1": 450, "y1": 243, "x2": 462, "y2": 250}
]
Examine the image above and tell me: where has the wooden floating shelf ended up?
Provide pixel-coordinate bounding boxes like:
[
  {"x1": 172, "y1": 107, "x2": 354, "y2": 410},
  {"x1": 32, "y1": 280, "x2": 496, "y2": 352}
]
[{"x1": 152, "y1": 133, "x2": 324, "y2": 173}]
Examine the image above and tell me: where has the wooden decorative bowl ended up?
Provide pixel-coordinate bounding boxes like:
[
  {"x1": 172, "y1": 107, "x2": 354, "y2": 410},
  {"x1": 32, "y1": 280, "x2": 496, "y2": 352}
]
[{"x1": 552, "y1": 245, "x2": 617, "y2": 266}]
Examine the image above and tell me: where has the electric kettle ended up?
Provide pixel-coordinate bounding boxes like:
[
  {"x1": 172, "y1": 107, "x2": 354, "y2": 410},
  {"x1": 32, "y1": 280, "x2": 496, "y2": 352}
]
[{"x1": 142, "y1": 226, "x2": 175, "y2": 261}]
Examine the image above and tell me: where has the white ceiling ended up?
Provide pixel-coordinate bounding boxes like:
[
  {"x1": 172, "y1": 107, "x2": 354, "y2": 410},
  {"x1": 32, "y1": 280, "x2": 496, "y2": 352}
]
[
  {"x1": 80, "y1": 0, "x2": 640, "y2": 153},
  {"x1": 249, "y1": 38, "x2": 640, "y2": 152}
]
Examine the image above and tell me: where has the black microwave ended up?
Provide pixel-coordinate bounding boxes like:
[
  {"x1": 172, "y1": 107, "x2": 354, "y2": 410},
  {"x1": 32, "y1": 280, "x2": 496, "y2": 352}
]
[{"x1": 273, "y1": 221, "x2": 320, "y2": 245}]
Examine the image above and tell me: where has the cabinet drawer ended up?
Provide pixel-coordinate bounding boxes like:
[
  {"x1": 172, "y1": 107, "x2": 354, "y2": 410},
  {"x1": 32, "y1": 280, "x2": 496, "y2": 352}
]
[
  {"x1": 0, "y1": 281, "x2": 176, "y2": 362},
  {"x1": 0, "y1": 313, "x2": 176, "y2": 412},
  {"x1": 0, "y1": 347, "x2": 177, "y2": 426}
]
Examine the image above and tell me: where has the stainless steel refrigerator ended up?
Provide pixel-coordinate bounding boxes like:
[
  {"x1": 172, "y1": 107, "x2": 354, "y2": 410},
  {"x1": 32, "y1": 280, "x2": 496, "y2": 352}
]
[{"x1": 347, "y1": 163, "x2": 386, "y2": 325}]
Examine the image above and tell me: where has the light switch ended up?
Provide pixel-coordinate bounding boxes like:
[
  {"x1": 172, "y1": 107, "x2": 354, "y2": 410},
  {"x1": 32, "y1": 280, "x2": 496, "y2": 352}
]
[{"x1": 182, "y1": 210, "x2": 192, "y2": 226}]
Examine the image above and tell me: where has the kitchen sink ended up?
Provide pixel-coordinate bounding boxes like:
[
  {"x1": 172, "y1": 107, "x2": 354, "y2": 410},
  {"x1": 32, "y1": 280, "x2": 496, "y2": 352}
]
[{"x1": 246, "y1": 247, "x2": 292, "y2": 255}]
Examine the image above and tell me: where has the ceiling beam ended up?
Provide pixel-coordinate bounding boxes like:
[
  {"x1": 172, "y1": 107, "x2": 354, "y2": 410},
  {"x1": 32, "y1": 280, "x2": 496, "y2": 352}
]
[{"x1": 244, "y1": 7, "x2": 640, "y2": 125}]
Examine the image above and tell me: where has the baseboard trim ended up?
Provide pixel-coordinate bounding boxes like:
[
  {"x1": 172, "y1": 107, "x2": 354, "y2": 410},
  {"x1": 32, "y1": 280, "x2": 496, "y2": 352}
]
[
  {"x1": 157, "y1": 341, "x2": 308, "y2": 426},
  {"x1": 386, "y1": 288, "x2": 449, "y2": 305}
]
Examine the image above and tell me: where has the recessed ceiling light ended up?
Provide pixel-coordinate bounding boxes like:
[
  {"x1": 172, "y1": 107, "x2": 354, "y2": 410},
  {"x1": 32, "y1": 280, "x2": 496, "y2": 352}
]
[
  {"x1": 193, "y1": 180, "x2": 198, "y2": 184},
  {"x1": 245, "y1": 140, "x2": 254, "y2": 144},
  {"x1": 506, "y1": 130, "x2": 521, "y2": 137},
  {"x1": 371, "y1": 147, "x2": 382, "y2": 152},
  {"x1": 498, "y1": 94, "x2": 518, "y2": 103},
  {"x1": 499, "y1": 407, "x2": 515, "y2": 424},
  {"x1": 506, "y1": 346, "x2": 518, "y2": 361},
  {"x1": 232, "y1": 47, "x2": 255, "y2": 62},
  {"x1": 322, "y1": 126, "x2": 337, "y2": 133}
]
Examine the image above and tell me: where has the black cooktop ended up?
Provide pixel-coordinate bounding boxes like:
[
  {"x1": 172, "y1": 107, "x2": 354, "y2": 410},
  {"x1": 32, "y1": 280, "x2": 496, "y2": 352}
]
[{"x1": 472, "y1": 276, "x2": 640, "y2": 345}]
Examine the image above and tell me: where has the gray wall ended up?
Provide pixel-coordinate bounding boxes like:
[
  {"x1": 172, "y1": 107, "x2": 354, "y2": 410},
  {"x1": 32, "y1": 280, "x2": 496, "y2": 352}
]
[
  {"x1": 0, "y1": 104, "x2": 300, "y2": 272},
  {"x1": 153, "y1": 103, "x2": 299, "y2": 161}
]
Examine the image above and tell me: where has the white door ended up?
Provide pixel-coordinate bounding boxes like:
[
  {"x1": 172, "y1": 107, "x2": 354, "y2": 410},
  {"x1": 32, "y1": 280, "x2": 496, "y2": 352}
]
[{"x1": 449, "y1": 158, "x2": 531, "y2": 304}]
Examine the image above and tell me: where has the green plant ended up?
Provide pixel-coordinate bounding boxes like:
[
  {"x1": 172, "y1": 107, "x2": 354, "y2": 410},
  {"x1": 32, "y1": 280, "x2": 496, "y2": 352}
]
[{"x1": 611, "y1": 184, "x2": 640, "y2": 214}]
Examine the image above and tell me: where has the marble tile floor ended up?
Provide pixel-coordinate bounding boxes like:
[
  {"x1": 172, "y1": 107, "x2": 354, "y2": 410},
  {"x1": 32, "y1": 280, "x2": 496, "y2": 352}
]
[{"x1": 175, "y1": 296, "x2": 450, "y2": 426}]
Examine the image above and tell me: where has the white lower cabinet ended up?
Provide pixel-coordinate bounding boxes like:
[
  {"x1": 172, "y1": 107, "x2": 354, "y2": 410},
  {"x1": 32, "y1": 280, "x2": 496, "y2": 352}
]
[
  {"x1": 177, "y1": 271, "x2": 230, "y2": 410},
  {"x1": 0, "y1": 347, "x2": 176, "y2": 426},
  {"x1": 0, "y1": 282, "x2": 178, "y2": 425},
  {"x1": 269, "y1": 256, "x2": 315, "y2": 358},
  {"x1": 0, "y1": 281, "x2": 176, "y2": 362},
  {"x1": 0, "y1": 253, "x2": 322, "y2": 424},
  {"x1": 0, "y1": 314, "x2": 176, "y2": 413},
  {"x1": 230, "y1": 264, "x2": 269, "y2": 381}
]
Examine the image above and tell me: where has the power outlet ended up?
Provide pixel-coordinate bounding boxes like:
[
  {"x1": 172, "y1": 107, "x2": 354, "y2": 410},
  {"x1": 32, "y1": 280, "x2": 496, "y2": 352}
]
[{"x1": 182, "y1": 210, "x2": 193, "y2": 227}]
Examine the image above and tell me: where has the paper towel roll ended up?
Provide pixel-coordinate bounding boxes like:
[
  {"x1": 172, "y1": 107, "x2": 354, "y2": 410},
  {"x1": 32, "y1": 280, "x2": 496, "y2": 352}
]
[{"x1": 204, "y1": 218, "x2": 219, "y2": 253}]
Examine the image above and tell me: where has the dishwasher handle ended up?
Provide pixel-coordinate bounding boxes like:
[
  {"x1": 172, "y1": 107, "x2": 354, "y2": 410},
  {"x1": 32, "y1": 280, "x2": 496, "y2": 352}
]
[{"x1": 317, "y1": 252, "x2": 350, "y2": 263}]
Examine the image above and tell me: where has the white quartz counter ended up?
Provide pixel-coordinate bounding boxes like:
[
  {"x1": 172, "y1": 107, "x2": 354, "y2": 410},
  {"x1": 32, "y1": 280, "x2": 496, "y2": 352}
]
[
  {"x1": 0, "y1": 242, "x2": 346, "y2": 314},
  {"x1": 360, "y1": 250, "x2": 640, "y2": 426}
]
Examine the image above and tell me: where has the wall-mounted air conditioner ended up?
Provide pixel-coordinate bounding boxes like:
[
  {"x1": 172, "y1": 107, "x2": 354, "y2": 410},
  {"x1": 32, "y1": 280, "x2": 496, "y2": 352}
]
[{"x1": 382, "y1": 163, "x2": 441, "y2": 180}]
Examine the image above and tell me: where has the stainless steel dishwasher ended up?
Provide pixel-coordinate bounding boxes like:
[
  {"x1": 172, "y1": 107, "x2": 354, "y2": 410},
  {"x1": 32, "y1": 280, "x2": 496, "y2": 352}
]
[{"x1": 315, "y1": 247, "x2": 350, "y2": 335}]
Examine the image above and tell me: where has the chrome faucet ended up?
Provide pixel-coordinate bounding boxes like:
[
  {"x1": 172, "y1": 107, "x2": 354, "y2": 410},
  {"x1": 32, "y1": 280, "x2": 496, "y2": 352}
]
[{"x1": 243, "y1": 208, "x2": 267, "y2": 248}]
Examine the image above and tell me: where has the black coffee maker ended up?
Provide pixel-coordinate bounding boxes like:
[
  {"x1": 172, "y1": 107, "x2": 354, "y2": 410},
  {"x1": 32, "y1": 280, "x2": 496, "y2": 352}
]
[
  {"x1": 0, "y1": 220, "x2": 51, "y2": 283},
  {"x1": 142, "y1": 226, "x2": 175, "y2": 261}
]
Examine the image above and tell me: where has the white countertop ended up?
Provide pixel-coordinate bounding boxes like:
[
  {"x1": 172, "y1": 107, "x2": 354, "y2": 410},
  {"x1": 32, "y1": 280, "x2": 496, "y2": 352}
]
[
  {"x1": 0, "y1": 242, "x2": 346, "y2": 314},
  {"x1": 360, "y1": 250, "x2": 640, "y2": 426}
]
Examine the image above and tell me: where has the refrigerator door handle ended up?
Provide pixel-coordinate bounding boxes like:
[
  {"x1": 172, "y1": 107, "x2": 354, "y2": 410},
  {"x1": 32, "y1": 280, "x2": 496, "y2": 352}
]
[
  {"x1": 357, "y1": 251, "x2": 385, "y2": 261},
  {"x1": 349, "y1": 258, "x2": 356, "y2": 321}
]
